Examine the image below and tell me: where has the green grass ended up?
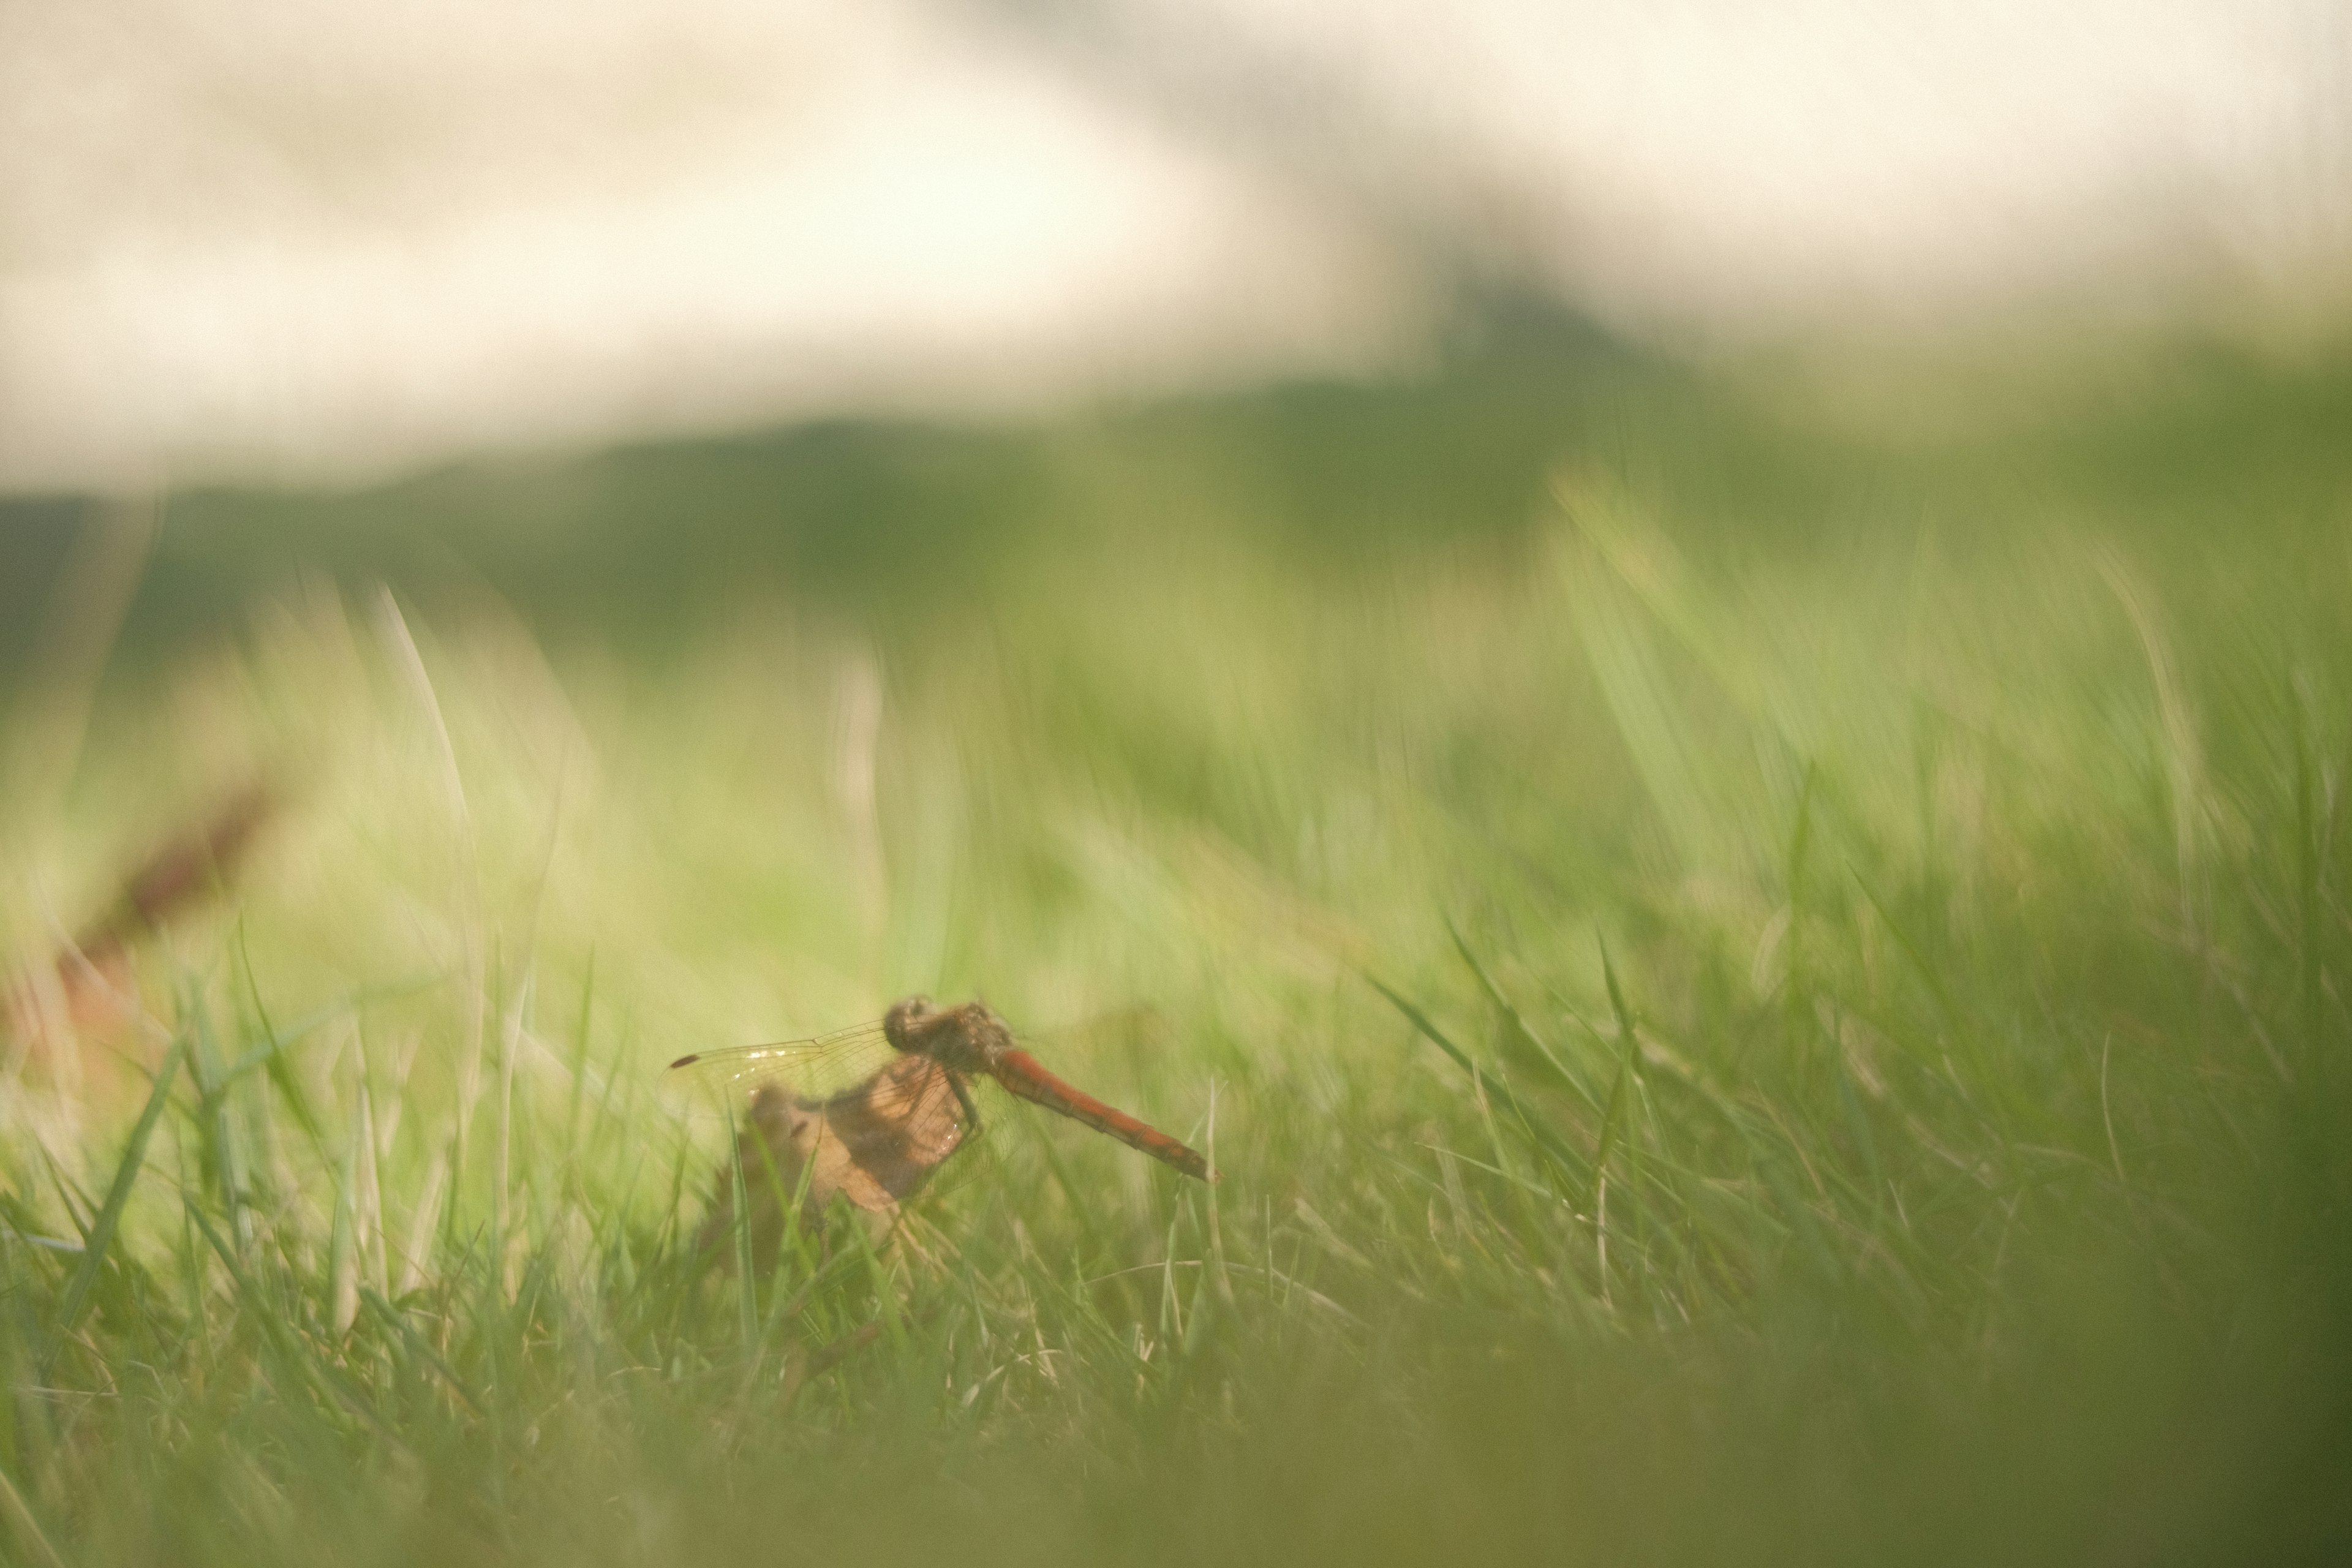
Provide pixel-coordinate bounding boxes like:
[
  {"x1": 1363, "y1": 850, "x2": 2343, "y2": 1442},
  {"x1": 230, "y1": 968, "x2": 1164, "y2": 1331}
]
[{"x1": 2, "y1": 342, "x2": 2350, "y2": 1565}]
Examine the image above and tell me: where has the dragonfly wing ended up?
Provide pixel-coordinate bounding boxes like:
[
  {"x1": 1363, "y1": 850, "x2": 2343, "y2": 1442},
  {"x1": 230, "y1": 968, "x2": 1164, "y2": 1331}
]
[
  {"x1": 783, "y1": 1054, "x2": 973, "y2": 1210},
  {"x1": 688, "y1": 1032, "x2": 978, "y2": 1224},
  {"x1": 669, "y1": 1021, "x2": 897, "y2": 1101}
]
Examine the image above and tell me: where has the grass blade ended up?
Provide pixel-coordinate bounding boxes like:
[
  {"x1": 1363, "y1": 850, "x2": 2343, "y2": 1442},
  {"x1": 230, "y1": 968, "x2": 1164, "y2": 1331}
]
[
  {"x1": 1369, "y1": 973, "x2": 1591, "y2": 1182},
  {"x1": 1590, "y1": 937, "x2": 1642, "y2": 1189},
  {"x1": 728, "y1": 1101, "x2": 757, "y2": 1346},
  {"x1": 43, "y1": 1036, "x2": 186, "y2": 1375},
  {"x1": 1447, "y1": 917, "x2": 1600, "y2": 1112}
]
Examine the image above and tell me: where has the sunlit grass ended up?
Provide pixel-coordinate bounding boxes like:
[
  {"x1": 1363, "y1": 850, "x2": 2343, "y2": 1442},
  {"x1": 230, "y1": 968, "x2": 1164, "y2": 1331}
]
[{"x1": 2, "y1": 371, "x2": 2350, "y2": 1564}]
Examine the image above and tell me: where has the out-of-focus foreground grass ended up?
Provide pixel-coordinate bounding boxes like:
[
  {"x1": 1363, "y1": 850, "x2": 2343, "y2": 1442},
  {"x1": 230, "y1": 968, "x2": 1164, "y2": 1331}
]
[{"x1": 1, "y1": 329, "x2": 2350, "y2": 1565}]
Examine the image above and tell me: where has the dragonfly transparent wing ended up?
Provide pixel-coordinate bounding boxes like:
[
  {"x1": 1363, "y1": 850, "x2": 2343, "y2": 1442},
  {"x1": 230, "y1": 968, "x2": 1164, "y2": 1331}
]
[
  {"x1": 669, "y1": 1021, "x2": 899, "y2": 1100},
  {"x1": 672, "y1": 1022, "x2": 981, "y2": 1218}
]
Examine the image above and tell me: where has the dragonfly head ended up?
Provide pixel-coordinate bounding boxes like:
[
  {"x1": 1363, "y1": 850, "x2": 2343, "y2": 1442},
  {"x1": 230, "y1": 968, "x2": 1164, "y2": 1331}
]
[
  {"x1": 883, "y1": 994, "x2": 1011, "y2": 1074},
  {"x1": 882, "y1": 995, "x2": 938, "y2": 1051}
]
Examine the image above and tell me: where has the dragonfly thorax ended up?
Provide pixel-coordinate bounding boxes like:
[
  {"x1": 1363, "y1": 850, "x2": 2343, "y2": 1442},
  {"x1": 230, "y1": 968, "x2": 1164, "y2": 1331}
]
[{"x1": 883, "y1": 995, "x2": 1014, "y2": 1075}]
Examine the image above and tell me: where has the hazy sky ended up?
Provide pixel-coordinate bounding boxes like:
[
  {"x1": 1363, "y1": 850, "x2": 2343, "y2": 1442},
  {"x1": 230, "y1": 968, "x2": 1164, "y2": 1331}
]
[{"x1": 2, "y1": 0, "x2": 2343, "y2": 489}]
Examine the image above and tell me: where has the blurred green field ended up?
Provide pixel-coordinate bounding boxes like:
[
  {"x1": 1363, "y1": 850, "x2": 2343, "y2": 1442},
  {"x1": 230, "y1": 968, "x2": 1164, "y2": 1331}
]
[{"x1": 2, "y1": 325, "x2": 2350, "y2": 1565}]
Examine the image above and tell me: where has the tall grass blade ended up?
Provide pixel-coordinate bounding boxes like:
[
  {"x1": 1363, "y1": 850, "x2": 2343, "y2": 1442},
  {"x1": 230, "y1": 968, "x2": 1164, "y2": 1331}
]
[
  {"x1": 43, "y1": 1036, "x2": 186, "y2": 1375},
  {"x1": 1447, "y1": 918, "x2": 1596, "y2": 1110},
  {"x1": 1369, "y1": 974, "x2": 1589, "y2": 1180},
  {"x1": 1590, "y1": 937, "x2": 1642, "y2": 1189},
  {"x1": 728, "y1": 1101, "x2": 756, "y2": 1346}
]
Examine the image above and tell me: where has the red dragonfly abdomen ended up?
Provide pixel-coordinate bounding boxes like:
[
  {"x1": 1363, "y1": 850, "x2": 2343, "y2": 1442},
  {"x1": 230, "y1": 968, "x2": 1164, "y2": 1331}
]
[{"x1": 987, "y1": 1049, "x2": 1216, "y2": 1183}]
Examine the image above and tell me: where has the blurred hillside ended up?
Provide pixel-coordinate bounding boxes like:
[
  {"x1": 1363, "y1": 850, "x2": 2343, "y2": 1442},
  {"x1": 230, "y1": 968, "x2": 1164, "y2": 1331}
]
[{"x1": 7, "y1": 307, "x2": 2351, "y2": 696}]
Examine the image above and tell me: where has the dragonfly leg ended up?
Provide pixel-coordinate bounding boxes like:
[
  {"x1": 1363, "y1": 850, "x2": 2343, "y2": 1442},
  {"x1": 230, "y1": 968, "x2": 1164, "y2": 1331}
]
[{"x1": 946, "y1": 1069, "x2": 983, "y2": 1137}]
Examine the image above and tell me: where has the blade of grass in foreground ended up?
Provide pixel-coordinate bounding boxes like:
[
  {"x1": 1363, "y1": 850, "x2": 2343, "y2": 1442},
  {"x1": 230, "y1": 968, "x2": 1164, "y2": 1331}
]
[
  {"x1": 42, "y1": 1036, "x2": 186, "y2": 1378},
  {"x1": 1590, "y1": 937, "x2": 1642, "y2": 1185},
  {"x1": 1448, "y1": 918, "x2": 1599, "y2": 1112},
  {"x1": 729, "y1": 1101, "x2": 756, "y2": 1346},
  {"x1": 1368, "y1": 973, "x2": 1589, "y2": 1183},
  {"x1": 0, "y1": 1460, "x2": 67, "y2": 1568}
]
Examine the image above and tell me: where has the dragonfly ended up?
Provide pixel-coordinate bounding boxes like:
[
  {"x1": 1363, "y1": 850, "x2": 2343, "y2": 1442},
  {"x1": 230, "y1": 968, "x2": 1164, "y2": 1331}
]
[{"x1": 671, "y1": 996, "x2": 1215, "y2": 1238}]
